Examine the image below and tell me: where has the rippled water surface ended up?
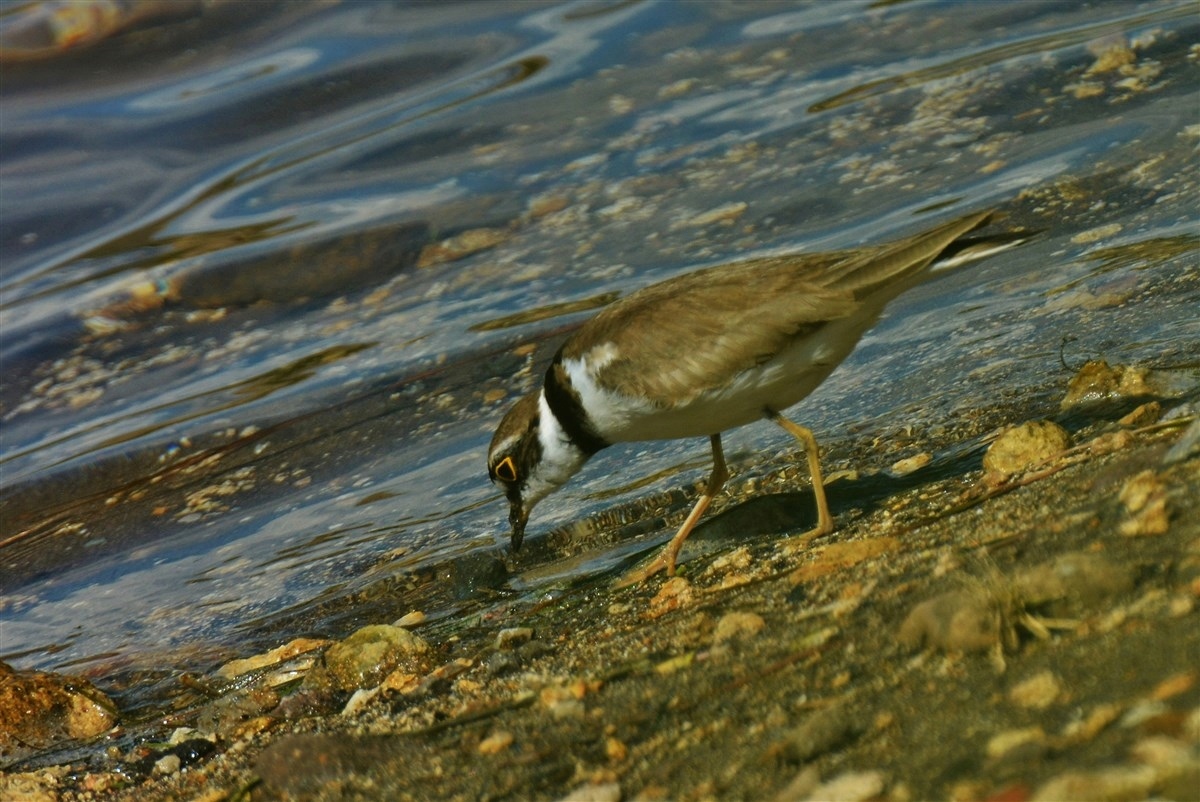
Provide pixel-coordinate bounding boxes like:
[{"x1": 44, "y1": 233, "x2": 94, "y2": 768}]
[{"x1": 2, "y1": 0, "x2": 1197, "y2": 709}]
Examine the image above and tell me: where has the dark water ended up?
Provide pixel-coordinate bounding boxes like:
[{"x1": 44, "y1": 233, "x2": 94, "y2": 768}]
[{"x1": 2, "y1": 0, "x2": 1197, "y2": 710}]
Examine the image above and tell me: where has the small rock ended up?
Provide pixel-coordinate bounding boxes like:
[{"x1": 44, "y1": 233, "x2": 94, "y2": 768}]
[
  {"x1": 0, "y1": 661, "x2": 118, "y2": 761},
  {"x1": 897, "y1": 590, "x2": 1000, "y2": 653},
  {"x1": 647, "y1": 576, "x2": 694, "y2": 618},
  {"x1": 1118, "y1": 470, "x2": 1170, "y2": 536},
  {"x1": 1182, "y1": 705, "x2": 1200, "y2": 743},
  {"x1": 713, "y1": 611, "x2": 766, "y2": 644},
  {"x1": 1163, "y1": 418, "x2": 1200, "y2": 464},
  {"x1": 1013, "y1": 552, "x2": 1135, "y2": 617},
  {"x1": 557, "y1": 782, "x2": 621, "y2": 802},
  {"x1": 393, "y1": 611, "x2": 426, "y2": 628},
  {"x1": 772, "y1": 766, "x2": 821, "y2": 802},
  {"x1": 605, "y1": 735, "x2": 628, "y2": 762},
  {"x1": 215, "y1": 637, "x2": 328, "y2": 682},
  {"x1": 790, "y1": 538, "x2": 899, "y2": 582},
  {"x1": 477, "y1": 730, "x2": 514, "y2": 755},
  {"x1": 1149, "y1": 671, "x2": 1196, "y2": 702},
  {"x1": 417, "y1": 227, "x2": 510, "y2": 268},
  {"x1": 1060, "y1": 360, "x2": 1154, "y2": 409},
  {"x1": 1120, "y1": 700, "x2": 1171, "y2": 730},
  {"x1": 549, "y1": 696, "x2": 585, "y2": 720},
  {"x1": 153, "y1": 754, "x2": 182, "y2": 775},
  {"x1": 891, "y1": 452, "x2": 932, "y2": 476},
  {"x1": 801, "y1": 769, "x2": 886, "y2": 802},
  {"x1": 776, "y1": 703, "x2": 860, "y2": 762},
  {"x1": 485, "y1": 652, "x2": 521, "y2": 676},
  {"x1": 495, "y1": 627, "x2": 534, "y2": 650},
  {"x1": 703, "y1": 546, "x2": 753, "y2": 578},
  {"x1": 986, "y1": 726, "x2": 1047, "y2": 761},
  {"x1": 1070, "y1": 222, "x2": 1124, "y2": 244},
  {"x1": 681, "y1": 201, "x2": 748, "y2": 228},
  {"x1": 526, "y1": 193, "x2": 570, "y2": 219},
  {"x1": 381, "y1": 670, "x2": 420, "y2": 694},
  {"x1": 518, "y1": 639, "x2": 556, "y2": 662},
  {"x1": 322, "y1": 625, "x2": 431, "y2": 692},
  {"x1": 983, "y1": 421, "x2": 1071, "y2": 477},
  {"x1": 340, "y1": 686, "x2": 381, "y2": 717},
  {"x1": 1061, "y1": 703, "x2": 1122, "y2": 743},
  {"x1": 1118, "y1": 401, "x2": 1161, "y2": 426},
  {"x1": 1030, "y1": 765, "x2": 1156, "y2": 802},
  {"x1": 0, "y1": 771, "x2": 58, "y2": 802},
  {"x1": 1009, "y1": 671, "x2": 1064, "y2": 710},
  {"x1": 1130, "y1": 735, "x2": 1191, "y2": 767}
]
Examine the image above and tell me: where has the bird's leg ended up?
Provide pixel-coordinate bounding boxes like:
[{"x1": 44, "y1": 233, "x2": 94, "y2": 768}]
[
  {"x1": 616, "y1": 434, "x2": 728, "y2": 587},
  {"x1": 765, "y1": 410, "x2": 834, "y2": 541}
]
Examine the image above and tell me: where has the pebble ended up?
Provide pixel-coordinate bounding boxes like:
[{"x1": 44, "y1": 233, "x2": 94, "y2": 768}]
[
  {"x1": 1183, "y1": 705, "x2": 1200, "y2": 742},
  {"x1": 0, "y1": 662, "x2": 118, "y2": 758},
  {"x1": 891, "y1": 452, "x2": 932, "y2": 475},
  {"x1": 1118, "y1": 470, "x2": 1170, "y2": 536},
  {"x1": 1061, "y1": 703, "x2": 1122, "y2": 743},
  {"x1": 485, "y1": 652, "x2": 521, "y2": 676},
  {"x1": 557, "y1": 782, "x2": 621, "y2": 802},
  {"x1": 321, "y1": 625, "x2": 431, "y2": 691},
  {"x1": 477, "y1": 730, "x2": 514, "y2": 755},
  {"x1": 800, "y1": 769, "x2": 886, "y2": 802},
  {"x1": 776, "y1": 703, "x2": 859, "y2": 762},
  {"x1": 897, "y1": 590, "x2": 1000, "y2": 653},
  {"x1": 393, "y1": 611, "x2": 426, "y2": 628},
  {"x1": 1069, "y1": 222, "x2": 1124, "y2": 244},
  {"x1": 647, "y1": 576, "x2": 694, "y2": 618},
  {"x1": 1013, "y1": 551, "x2": 1135, "y2": 617},
  {"x1": 416, "y1": 227, "x2": 511, "y2": 268},
  {"x1": 1031, "y1": 765, "x2": 1156, "y2": 802},
  {"x1": 153, "y1": 754, "x2": 181, "y2": 775},
  {"x1": 1059, "y1": 360, "x2": 1154, "y2": 409},
  {"x1": 982, "y1": 420, "x2": 1071, "y2": 477},
  {"x1": 605, "y1": 736, "x2": 628, "y2": 762},
  {"x1": 771, "y1": 766, "x2": 820, "y2": 802},
  {"x1": 790, "y1": 538, "x2": 899, "y2": 582},
  {"x1": 1130, "y1": 734, "x2": 1191, "y2": 766},
  {"x1": 1117, "y1": 400, "x2": 1160, "y2": 426},
  {"x1": 215, "y1": 637, "x2": 329, "y2": 681},
  {"x1": 986, "y1": 726, "x2": 1047, "y2": 761},
  {"x1": 495, "y1": 627, "x2": 534, "y2": 650},
  {"x1": 677, "y1": 201, "x2": 748, "y2": 229},
  {"x1": 1163, "y1": 418, "x2": 1200, "y2": 464},
  {"x1": 0, "y1": 772, "x2": 58, "y2": 802},
  {"x1": 1149, "y1": 671, "x2": 1196, "y2": 701},
  {"x1": 712, "y1": 611, "x2": 765, "y2": 644},
  {"x1": 1008, "y1": 670, "x2": 1064, "y2": 710}
]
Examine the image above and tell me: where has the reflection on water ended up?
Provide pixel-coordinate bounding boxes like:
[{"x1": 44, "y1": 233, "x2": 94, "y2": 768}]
[{"x1": 1, "y1": 0, "x2": 1198, "y2": 712}]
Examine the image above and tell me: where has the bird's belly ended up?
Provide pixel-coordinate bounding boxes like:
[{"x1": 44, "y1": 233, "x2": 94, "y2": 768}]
[{"x1": 605, "y1": 332, "x2": 852, "y2": 442}]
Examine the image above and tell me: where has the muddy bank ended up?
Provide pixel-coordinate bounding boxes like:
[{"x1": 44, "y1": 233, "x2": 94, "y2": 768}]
[{"x1": 4, "y1": 375, "x2": 1197, "y2": 801}]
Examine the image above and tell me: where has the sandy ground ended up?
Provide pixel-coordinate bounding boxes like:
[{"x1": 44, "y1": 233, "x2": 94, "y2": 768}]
[{"x1": 6, "y1": 380, "x2": 1198, "y2": 802}]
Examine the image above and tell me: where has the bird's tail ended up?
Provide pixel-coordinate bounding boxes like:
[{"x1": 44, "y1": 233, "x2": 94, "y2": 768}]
[{"x1": 823, "y1": 210, "x2": 1032, "y2": 298}]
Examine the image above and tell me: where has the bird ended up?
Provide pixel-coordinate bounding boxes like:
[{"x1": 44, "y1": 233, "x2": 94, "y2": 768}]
[{"x1": 487, "y1": 210, "x2": 1026, "y2": 584}]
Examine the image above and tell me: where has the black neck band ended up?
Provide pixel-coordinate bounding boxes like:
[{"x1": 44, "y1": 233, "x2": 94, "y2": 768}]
[{"x1": 544, "y1": 353, "x2": 610, "y2": 456}]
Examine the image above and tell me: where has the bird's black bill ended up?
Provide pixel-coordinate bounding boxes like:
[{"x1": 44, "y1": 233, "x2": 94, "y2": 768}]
[{"x1": 508, "y1": 503, "x2": 528, "y2": 552}]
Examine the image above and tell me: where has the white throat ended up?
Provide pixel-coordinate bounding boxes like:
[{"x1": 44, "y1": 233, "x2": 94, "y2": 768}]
[{"x1": 524, "y1": 390, "x2": 589, "y2": 508}]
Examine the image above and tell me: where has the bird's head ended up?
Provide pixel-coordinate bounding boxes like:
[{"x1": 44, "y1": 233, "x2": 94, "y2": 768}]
[{"x1": 487, "y1": 391, "x2": 587, "y2": 551}]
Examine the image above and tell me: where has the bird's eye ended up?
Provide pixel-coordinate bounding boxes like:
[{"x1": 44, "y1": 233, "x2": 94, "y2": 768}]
[{"x1": 494, "y1": 455, "x2": 518, "y2": 484}]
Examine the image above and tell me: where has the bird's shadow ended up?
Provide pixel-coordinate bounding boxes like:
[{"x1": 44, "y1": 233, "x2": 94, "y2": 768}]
[{"x1": 516, "y1": 440, "x2": 988, "y2": 583}]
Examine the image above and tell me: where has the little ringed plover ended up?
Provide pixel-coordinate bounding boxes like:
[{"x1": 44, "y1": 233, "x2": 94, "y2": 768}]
[{"x1": 488, "y1": 210, "x2": 1027, "y2": 583}]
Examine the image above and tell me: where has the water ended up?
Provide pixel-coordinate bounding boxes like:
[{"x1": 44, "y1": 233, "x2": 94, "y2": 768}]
[{"x1": 2, "y1": 0, "x2": 1197, "y2": 711}]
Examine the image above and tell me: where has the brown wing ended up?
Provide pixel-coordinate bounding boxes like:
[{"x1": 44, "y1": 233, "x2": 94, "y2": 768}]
[
  {"x1": 560, "y1": 210, "x2": 996, "y2": 406},
  {"x1": 561, "y1": 255, "x2": 859, "y2": 406}
]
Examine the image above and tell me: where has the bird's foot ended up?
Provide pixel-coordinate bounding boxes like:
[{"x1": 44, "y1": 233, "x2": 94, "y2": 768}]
[{"x1": 613, "y1": 549, "x2": 676, "y2": 589}]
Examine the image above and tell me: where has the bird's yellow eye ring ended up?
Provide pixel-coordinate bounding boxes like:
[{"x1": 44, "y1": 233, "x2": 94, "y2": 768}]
[{"x1": 495, "y1": 456, "x2": 518, "y2": 483}]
